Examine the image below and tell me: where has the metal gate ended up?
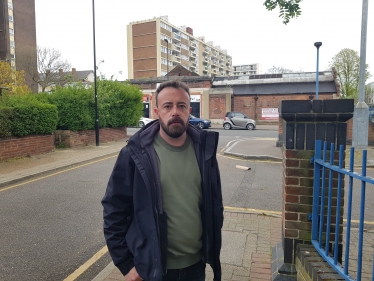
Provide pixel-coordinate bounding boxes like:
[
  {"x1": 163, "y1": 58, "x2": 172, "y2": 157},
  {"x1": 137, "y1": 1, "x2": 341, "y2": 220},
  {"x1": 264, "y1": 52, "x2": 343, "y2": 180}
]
[
  {"x1": 312, "y1": 140, "x2": 374, "y2": 280},
  {"x1": 191, "y1": 102, "x2": 200, "y2": 118}
]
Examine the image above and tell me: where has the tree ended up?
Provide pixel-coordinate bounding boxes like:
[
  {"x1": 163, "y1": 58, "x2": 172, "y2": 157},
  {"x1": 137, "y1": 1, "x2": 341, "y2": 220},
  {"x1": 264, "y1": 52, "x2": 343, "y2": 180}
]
[
  {"x1": 266, "y1": 65, "x2": 300, "y2": 74},
  {"x1": 0, "y1": 61, "x2": 31, "y2": 97},
  {"x1": 25, "y1": 46, "x2": 71, "y2": 92},
  {"x1": 263, "y1": 0, "x2": 302, "y2": 24},
  {"x1": 329, "y1": 48, "x2": 371, "y2": 100}
]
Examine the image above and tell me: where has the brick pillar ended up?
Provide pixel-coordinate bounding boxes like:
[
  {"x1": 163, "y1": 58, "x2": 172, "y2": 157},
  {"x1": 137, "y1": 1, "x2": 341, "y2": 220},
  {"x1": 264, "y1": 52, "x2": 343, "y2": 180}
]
[{"x1": 279, "y1": 99, "x2": 354, "y2": 275}]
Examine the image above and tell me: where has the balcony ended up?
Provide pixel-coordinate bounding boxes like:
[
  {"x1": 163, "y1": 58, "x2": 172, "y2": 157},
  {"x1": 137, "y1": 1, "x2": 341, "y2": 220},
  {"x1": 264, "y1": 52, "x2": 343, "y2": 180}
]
[
  {"x1": 190, "y1": 52, "x2": 197, "y2": 58},
  {"x1": 174, "y1": 57, "x2": 181, "y2": 63},
  {"x1": 212, "y1": 69, "x2": 217, "y2": 74},
  {"x1": 202, "y1": 49, "x2": 208, "y2": 55},
  {"x1": 173, "y1": 45, "x2": 181, "y2": 52},
  {"x1": 204, "y1": 56, "x2": 209, "y2": 62},
  {"x1": 204, "y1": 66, "x2": 210, "y2": 71},
  {"x1": 190, "y1": 42, "x2": 197, "y2": 49},
  {"x1": 211, "y1": 60, "x2": 218, "y2": 66},
  {"x1": 190, "y1": 63, "x2": 197, "y2": 68},
  {"x1": 173, "y1": 33, "x2": 181, "y2": 41}
]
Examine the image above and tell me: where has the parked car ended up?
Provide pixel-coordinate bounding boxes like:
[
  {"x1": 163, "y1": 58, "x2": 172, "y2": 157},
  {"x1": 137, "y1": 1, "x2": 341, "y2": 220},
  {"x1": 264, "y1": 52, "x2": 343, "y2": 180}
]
[
  {"x1": 189, "y1": 115, "x2": 211, "y2": 129},
  {"x1": 139, "y1": 117, "x2": 154, "y2": 128},
  {"x1": 223, "y1": 112, "x2": 256, "y2": 130}
]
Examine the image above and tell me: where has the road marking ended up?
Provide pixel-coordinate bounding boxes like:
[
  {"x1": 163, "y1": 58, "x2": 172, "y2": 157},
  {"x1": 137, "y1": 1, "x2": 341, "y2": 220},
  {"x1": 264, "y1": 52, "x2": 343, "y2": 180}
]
[
  {"x1": 0, "y1": 155, "x2": 117, "y2": 193},
  {"x1": 217, "y1": 153, "x2": 282, "y2": 163},
  {"x1": 63, "y1": 245, "x2": 108, "y2": 281}
]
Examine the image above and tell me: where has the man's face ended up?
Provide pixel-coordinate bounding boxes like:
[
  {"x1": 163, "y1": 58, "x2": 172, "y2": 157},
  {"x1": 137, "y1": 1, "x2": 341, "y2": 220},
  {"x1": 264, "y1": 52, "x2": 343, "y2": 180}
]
[{"x1": 154, "y1": 87, "x2": 192, "y2": 138}]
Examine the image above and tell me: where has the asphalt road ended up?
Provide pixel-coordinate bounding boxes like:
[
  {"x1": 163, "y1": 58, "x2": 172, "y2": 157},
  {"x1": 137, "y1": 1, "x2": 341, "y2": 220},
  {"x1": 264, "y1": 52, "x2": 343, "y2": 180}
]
[{"x1": 1, "y1": 126, "x2": 373, "y2": 280}]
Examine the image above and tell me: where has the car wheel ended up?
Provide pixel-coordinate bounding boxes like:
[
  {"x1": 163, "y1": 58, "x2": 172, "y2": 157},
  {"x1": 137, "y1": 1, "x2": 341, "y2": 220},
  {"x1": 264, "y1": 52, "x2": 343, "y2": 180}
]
[
  {"x1": 223, "y1": 123, "x2": 231, "y2": 130},
  {"x1": 139, "y1": 121, "x2": 145, "y2": 128},
  {"x1": 246, "y1": 123, "x2": 254, "y2": 130},
  {"x1": 197, "y1": 122, "x2": 205, "y2": 129}
]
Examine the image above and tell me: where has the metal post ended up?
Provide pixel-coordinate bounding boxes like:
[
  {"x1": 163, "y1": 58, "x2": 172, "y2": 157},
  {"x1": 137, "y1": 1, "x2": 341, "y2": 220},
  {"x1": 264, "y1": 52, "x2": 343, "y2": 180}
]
[
  {"x1": 352, "y1": 0, "x2": 369, "y2": 149},
  {"x1": 164, "y1": 39, "x2": 169, "y2": 78},
  {"x1": 314, "y1": 42, "x2": 322, "y2": 100},
  {"x1": 92, "y1": 0, "x2": 99, "y2": 146}
]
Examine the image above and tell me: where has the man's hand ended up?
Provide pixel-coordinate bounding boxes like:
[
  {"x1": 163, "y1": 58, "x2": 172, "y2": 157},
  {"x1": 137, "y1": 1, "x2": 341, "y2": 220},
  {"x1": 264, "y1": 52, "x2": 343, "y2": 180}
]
[{"x1": 124, "y1": 267, "x2": 143, "y2": 281}]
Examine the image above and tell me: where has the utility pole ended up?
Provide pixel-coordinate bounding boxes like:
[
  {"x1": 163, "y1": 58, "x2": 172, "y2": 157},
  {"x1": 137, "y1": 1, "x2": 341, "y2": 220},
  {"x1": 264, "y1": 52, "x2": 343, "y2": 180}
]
[{"x1": 352, "y1": 0, "x2": 369, "y2": 149}]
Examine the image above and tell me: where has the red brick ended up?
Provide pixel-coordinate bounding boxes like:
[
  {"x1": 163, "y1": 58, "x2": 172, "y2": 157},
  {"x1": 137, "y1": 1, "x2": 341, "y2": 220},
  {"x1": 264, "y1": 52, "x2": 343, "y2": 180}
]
[
  {"x1": 285, "y1": 212, "x2": 298, "y2": 221},
  {"x1": 285, "y1": 229, "x2": 298, "y2": 238},
  {"x1": 285, "y1": 195, "x2": 299, "y2": 203}
]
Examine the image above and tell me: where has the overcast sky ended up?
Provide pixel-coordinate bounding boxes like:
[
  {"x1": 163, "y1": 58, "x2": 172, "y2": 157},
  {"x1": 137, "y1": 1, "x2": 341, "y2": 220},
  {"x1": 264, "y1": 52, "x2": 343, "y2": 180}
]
[{"x1": 35, "y1": 0, "x2": 374, "y2": 83}]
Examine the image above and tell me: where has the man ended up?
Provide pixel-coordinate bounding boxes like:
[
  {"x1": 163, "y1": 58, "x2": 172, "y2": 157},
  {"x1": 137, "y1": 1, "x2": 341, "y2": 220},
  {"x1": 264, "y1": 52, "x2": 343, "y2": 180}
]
[{"x1": 102, "y1": 80, "x2": 223, "y2": 281}]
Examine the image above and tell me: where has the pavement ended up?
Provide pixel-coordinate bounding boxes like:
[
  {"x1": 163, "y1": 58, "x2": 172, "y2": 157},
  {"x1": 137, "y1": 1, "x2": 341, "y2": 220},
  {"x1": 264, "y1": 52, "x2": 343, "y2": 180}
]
[{"x1": 1, "y1": 124, "x2": 373, "y2": 281}]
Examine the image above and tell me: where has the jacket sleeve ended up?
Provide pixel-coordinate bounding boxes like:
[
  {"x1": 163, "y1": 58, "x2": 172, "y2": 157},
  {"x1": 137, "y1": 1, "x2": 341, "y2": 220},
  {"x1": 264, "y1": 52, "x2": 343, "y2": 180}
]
[{"x1": 102, "y1": 147, "x2": 135, "y2": 276}]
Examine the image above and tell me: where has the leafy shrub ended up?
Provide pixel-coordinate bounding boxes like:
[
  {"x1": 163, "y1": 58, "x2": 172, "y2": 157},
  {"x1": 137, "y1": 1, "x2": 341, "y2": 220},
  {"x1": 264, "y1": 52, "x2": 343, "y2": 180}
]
[
  {"x1": 40, "y1": 85, "x2": 95, "y2": 131},
  {"x1": 98, "y1": 80, "x2": 143, "y2": 128},
  {"x1": 0, "y1": 106, "x2": 14, "y2": 137},
  {"x1": 1, "y1": 95, "x2": 58, "y2": 136}
]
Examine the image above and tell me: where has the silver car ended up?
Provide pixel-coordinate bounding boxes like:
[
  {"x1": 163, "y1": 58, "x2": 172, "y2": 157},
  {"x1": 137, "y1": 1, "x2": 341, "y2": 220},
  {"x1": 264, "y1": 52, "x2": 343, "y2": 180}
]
[
  {"x1": 223, "y1": 112, "x2": 256, "y2": 130},
  {"x1": 139, "y1": 117, "x2": 155, "y2": 128}
]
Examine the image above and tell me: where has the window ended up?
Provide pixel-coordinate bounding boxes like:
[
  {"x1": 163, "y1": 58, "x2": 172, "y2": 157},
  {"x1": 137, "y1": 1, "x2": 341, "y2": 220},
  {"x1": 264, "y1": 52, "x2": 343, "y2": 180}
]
[
  {"x1": 9, "y1": 15, "x2": 13, "y2": 22},
  {"x1": 8, "y1": 2, "x2": 13, "y2": 9},
  {"x1": 161, "y1": 46, "x2": 171, "y2": 54},
  {"x1": 160, "y1": 34, "x2": 171, "y2": 42},
  {"x1": 181, "y1": 33, "x2": 188, "y2": 40},
  {"x1": 10, "y1": 41, "x2": 15, "y2": 48},
  {"x1": 161, "y1": 70, "x2": 168, "y2": 76},
  {"x1": 181, "y1": 55, "x2": 189, "y2": 61},
  {"x1": 9, "y1": 28, "x2": 14, "y2": 36},
  {"x1": 161, "y1": 58, "x2": 168, "y2": 65},
  {"x1": 160, "y1": 22, "x2": 172, "y2": 32},
  {"x1": 10, "y1": 54, "x2": 15, "y2": 59},
  {"x1": 181, "y1": 43, "x2": 188, "y2": 50}
]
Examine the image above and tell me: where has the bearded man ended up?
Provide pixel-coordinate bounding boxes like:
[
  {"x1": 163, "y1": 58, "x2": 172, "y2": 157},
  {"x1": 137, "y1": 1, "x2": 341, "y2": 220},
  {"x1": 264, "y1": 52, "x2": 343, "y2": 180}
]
[{"x1": 102, "y1": 80, "x2": 223, "y2": 281}]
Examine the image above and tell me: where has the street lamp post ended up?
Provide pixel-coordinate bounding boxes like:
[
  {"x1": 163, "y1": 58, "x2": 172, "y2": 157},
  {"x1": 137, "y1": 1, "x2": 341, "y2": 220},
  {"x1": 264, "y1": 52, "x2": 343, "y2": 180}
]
[
  {"x1": 92, "y1": 0, "x2": 99, "y2": 146},
  {"x1": 314, "y1": 42, "x2": 322, "y2": 100},
  {"x1": 164, "y1": 39, "x2": 169, "y2": 78}
]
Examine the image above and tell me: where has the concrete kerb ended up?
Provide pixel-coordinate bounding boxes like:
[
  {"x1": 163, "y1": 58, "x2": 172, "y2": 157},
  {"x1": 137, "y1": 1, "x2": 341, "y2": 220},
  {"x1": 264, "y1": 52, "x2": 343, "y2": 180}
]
[{"x1": 223, "y1": 151, "x2": 283, "y2": 162}]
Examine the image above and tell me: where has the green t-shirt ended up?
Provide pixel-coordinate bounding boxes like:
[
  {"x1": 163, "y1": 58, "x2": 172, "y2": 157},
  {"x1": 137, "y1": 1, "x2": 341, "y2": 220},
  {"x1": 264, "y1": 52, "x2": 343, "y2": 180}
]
[{"x1": 153, "y1": 132, "x2": 203, "y2": 269}]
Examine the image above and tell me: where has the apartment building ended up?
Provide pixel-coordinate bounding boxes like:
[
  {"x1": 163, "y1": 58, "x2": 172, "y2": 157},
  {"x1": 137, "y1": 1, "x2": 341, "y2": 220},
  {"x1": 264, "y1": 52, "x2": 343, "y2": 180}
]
[
  {"x1": 232, "y1": 63, "x2": 261, "y2": 76},
  {"x1": 0, "y1": 0, "x2": 38, "y2": 92},
  {"x1": 127, "y1": 16, "x2": 232, "y2": 79}
]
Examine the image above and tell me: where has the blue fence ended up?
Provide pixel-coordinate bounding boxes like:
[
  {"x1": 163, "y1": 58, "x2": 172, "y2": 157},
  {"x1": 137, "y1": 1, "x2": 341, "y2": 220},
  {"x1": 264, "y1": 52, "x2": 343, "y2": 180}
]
[{"x1": 312, "y1": 140, "x2": 374, "y2": 281}]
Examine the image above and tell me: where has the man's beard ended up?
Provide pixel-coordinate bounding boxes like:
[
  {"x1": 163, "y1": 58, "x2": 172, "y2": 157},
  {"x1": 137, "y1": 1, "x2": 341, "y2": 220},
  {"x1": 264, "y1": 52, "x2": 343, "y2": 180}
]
[{"x1": 159, "y1": 117, "x2": 188, "y2": 138}]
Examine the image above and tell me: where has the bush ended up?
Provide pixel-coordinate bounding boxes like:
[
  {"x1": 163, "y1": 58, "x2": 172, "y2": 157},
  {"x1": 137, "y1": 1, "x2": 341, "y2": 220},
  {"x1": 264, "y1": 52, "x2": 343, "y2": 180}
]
[
  {"x1": 1, "y1": 95, "x2": 58, "y2": 136},
  {"x1": 0, "y1": 106, "x2": 14, "y2": 137},
  {"x1": 42, "y1": 85, "x2": 95, "y2": 131},
  {"x1": 98, "y1": 80, "x2": 143, "y2": 128}
]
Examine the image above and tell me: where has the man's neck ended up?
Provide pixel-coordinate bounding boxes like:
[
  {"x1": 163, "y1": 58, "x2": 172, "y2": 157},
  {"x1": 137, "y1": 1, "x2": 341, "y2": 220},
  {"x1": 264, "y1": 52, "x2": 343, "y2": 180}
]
[{"x1": 159, "y1": 128, "x2": 187, "y2": 147}]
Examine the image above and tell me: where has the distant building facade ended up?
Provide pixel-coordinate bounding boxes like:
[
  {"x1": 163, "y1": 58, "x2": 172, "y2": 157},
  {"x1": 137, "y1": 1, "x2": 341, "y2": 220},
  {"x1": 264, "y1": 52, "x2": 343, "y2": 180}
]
[
  {"x1": 127, "y1": 16, "x2": 233, "y2": 79},
  {"x1": 0, "y1": 0, "x2": 38, "y2": 92},
  {"x1": 38, "y1": 68, "x2": 94, "y2": 92},
  {"x1": 232, "y1": 63, "x2": 261, "y2": 76}
]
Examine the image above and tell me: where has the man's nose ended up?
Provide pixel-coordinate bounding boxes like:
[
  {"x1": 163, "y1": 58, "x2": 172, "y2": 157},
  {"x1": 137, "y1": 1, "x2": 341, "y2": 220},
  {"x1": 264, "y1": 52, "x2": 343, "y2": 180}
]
[{"x1": 171, "y1": 105, "x2": 180, "y2": 116}]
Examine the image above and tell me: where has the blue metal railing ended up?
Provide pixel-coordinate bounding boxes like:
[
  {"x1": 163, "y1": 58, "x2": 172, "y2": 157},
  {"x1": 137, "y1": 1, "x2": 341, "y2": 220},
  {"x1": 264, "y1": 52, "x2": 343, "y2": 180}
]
[{"x1": 312, "y1": 140, "x2": 374, "y2": 281}]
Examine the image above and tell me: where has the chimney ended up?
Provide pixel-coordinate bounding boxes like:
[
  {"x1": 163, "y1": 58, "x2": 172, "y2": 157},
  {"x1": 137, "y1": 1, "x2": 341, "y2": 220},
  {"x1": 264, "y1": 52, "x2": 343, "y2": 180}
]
[
  {"x1": 72, "y1": 68, "x2": 76, "y2": 75},
  {"x1": 59, "y1": 69, "x2": 63, "y2": 76},
  {"x1": 186, "y1": 27, "x2": 193, "y2": 35}
]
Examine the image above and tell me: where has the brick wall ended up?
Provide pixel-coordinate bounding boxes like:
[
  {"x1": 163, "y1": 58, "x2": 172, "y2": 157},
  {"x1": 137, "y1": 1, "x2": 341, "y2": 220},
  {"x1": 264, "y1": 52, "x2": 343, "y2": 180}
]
[
  {"x1": 0, "y1": 134, "x2": 54, "y2": 161},
  {"x1": 54, "y1": 127, "x2": 127, "y2": 147},
  {"x1": 209, "y1": 94, "x2": 227, "y2": 119}
]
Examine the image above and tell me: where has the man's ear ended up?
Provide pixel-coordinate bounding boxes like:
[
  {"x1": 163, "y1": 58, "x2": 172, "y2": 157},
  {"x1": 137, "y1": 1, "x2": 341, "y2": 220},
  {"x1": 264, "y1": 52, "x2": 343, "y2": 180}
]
[
  {"x1": 154, "y1": 107, "x2": 159, "y2": 117},
  {"x1": 189, "y1": 107, "x2": 192, "y2": 114}
]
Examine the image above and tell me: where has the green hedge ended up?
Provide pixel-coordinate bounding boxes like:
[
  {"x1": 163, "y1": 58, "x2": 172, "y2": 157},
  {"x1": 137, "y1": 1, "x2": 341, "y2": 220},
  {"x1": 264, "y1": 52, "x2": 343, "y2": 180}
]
[
  {"x1": 39, "y1": 86, "x2": 95, "y2": 131},
  {"x1": 0, "y1": 95, "x2": 58, "y2": 137},
  {"x1": 0, "y1": 107, "x2": 14, "y2": 137},
  {"x1": 98, "y1": 80, "x2": 143, "y2": 128}
]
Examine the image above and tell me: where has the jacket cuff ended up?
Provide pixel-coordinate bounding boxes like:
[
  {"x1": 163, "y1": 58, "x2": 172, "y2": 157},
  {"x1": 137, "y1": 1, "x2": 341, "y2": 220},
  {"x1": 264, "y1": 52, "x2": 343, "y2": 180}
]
[{"x1": 116, "y1": 259, "x2": 134, "y2": 276}]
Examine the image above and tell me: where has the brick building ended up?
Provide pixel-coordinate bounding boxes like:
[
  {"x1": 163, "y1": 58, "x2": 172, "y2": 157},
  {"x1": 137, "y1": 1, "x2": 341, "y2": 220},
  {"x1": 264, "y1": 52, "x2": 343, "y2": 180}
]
[
  {"x1": 0, "y1": 0, "x2": 38, "y2": 92},
  {"x1": 130, "y1": 70, "x2": 340, "y2": 126}
]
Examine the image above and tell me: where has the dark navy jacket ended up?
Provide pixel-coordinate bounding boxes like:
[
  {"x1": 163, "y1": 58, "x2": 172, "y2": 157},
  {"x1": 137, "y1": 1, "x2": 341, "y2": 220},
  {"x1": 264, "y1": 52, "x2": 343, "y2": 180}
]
[{"x1": 102, "y1": 120, "x2": 223, "y2": 281}]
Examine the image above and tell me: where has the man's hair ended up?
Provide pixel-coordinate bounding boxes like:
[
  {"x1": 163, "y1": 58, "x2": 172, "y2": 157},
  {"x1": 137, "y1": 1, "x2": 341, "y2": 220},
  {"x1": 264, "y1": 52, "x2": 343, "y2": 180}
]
[{"x1": 155, "y1": 80, "x2": 190, "y2": 107}]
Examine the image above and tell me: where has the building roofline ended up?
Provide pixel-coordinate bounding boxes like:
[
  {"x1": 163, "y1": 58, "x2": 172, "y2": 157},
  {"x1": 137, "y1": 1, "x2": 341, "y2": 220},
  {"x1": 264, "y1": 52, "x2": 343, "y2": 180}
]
[
  {"x1": 130, "y1": 76, "x2": 212, "y2": 84},
  {"x1": 213, "y1": 71, "x2": 334, "y2": 86}
]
